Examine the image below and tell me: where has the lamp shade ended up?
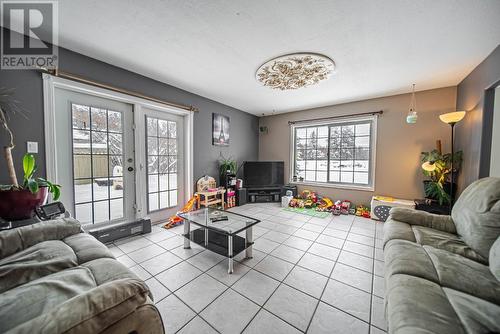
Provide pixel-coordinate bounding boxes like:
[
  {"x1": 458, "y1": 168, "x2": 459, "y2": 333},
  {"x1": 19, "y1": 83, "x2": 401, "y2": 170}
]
[
  {"x1": 421, "y1": 161, "x2": 436, "y2": 172},
  {"x1": 439, "y1": 111, "x2": 466, "y2": 124}
]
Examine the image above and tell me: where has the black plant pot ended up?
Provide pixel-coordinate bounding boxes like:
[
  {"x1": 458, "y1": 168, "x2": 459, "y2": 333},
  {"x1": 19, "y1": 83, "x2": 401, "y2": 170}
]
[{"x1": 423, "y1": 181, "x2": 457, "y2": 204}]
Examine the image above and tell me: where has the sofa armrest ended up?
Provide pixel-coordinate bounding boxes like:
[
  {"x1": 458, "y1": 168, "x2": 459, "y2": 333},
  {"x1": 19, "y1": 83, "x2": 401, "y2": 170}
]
[
  {"x1": 0, "y1": 218, "x2": 81, "y2": 260},
  {"x1": 389, "y1": 207, "x2": 457, "y2": 234},
  {"x1": 9, "y1": 278, "x2": 150, "y2": 334}
]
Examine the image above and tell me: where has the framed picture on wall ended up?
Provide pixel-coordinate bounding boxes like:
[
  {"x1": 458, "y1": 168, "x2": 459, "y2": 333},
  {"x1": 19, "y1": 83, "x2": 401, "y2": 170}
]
[{"x1": 212, "y1": 113, "x2": 230, "y2": 146}]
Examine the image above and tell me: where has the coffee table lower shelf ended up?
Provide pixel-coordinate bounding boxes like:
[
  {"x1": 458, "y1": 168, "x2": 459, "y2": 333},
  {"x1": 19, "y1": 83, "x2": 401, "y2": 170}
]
[{"x1": 183, "y1": 228, "x2": 253, "y2": 258}]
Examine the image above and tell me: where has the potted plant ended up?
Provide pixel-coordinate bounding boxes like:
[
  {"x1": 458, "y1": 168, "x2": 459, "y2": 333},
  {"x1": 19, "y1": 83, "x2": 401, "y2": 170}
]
[
  {"x1": 218, "y1": 156, "x2": 236, "y2": 188},
  {"x1": 0, "y1": 89, "x2": 61, "y2": 221},
  {"x1": 420, "y1": 149, "x2": 463, "y2": 205}
]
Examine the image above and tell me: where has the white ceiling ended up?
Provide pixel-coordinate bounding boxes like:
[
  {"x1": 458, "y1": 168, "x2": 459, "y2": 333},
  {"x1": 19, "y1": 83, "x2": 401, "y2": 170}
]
[{"x1": 22, "y1": 1, "x2": 500, "y2": 114}]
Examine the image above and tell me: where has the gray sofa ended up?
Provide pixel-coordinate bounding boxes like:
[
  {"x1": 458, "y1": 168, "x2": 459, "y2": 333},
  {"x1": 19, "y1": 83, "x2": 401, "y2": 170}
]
[
  {"x1": 0, "y1": 218, "x2": 164, "y2": 333},
  {"x1": 383, "y1": 177, "x2": 500, "y2": 333}
]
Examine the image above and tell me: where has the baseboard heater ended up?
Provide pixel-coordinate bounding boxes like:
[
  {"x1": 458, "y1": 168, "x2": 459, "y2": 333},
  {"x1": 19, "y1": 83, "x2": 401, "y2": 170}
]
[{"x1": 85, "y1": 218, "x2": 152, "y2": 243}]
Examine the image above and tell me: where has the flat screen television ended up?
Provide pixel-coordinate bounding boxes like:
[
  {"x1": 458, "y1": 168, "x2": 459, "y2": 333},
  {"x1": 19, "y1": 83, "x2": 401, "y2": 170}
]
[{"x1": 244, "y1": 161, "x2": 284, "y2": 188}]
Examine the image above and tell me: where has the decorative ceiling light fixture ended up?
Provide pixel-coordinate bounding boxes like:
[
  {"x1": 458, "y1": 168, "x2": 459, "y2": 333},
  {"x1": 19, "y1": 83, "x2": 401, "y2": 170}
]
[
  {"x1": 256, "y1": 53, "x2": 335, "y2": 90},
  {"x1": 406, "y1": 83, "x2": 418, "y2": 124}
]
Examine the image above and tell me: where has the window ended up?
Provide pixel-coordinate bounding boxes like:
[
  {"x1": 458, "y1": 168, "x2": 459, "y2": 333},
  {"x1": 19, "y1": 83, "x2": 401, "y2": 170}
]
[
  {"x1": 146, "y1": 116, "x2": 179, "y2": 212},
  {"x1": 291, "y1": 116, "x2": 376, "y2": 189},
  {"x1": 71, "y1": 103, "x2": 125, "y2": 224}
]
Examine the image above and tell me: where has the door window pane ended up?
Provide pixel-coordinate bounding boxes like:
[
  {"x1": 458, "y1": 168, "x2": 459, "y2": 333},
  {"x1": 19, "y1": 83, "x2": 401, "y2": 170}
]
[
  {"x1": 75, "y1": 203, "x2": 92, "y2": 224},
  {"x1": 71, "y1": 103, "x2": 125, "y2": 224},
  {"x1": 74, "y1": 181, "x2": 92, "y2": 203},
  {"x1": 149, "y1": 193, "x2": 159, "y2": 212},
  {"x1": 94, "y1": 200, "x2": 110, "y2": 223},
  {"x1": 91, "y1": 107, "x2": 107, "y2": 131},
  {"x1": 110, "y1": 198, "x2": 124, "y2": 220},
  {"x1": 108, "y1": 111, "x2": 122, "y2": 133},
  {"x1": 146, "y1": 116, "x2": 178, "y2": 212}
]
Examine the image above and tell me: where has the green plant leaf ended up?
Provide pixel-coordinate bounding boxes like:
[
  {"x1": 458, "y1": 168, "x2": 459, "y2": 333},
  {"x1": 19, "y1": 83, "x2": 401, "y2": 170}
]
[
  {"x1": 26, "y1": 178, "x2": 39, "y2": 194},
  {"x1": 22, "y1": 153, "x2": 36, "y2": 180},
  {"x1": 36, "y1": 177, "x2": 61, "y2": 200},
  {"x1": 52, "y1": 185, "x2": 61, "y2": 201}
]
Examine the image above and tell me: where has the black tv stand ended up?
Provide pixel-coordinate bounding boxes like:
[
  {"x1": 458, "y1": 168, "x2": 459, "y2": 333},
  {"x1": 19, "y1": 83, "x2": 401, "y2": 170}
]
[{"x1": 247, "y1": 187, "x2": 281, "y2": 203}]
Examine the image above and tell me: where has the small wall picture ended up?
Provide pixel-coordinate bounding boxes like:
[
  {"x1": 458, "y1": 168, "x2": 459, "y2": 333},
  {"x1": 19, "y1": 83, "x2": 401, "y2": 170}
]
[{"x1": 212, "y1": 113, "x2": 230, "y2": 146}]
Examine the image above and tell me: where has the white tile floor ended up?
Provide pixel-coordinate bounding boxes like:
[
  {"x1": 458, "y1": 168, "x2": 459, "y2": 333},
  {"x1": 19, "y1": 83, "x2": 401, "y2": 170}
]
[{"x1": 108, "y1": 203, "x2": 386, "y2": 334}]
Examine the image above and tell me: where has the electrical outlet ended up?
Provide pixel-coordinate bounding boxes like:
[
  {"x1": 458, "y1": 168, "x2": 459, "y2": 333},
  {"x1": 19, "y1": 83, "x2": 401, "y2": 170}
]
[{"x1": 27, "y1": 141, "x2": 38, "y2": 153}]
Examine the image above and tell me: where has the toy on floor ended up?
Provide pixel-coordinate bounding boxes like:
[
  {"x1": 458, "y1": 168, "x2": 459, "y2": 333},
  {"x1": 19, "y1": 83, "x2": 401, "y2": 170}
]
[
  {"x1": 355, "y1": 205, "x2": 371, "y2": 218},
  {"x1": 332, "y1": 200, "x2": 342, "y2": 215},
  {"x1": 164, "y1": 194, "x2": 199, "y2": 229},
  {"x1": 316, "y1": 197, "x2": 333, "y2": 212},
  {"x1": 340, "y1": 200, "x2": 351, "y2": 215}
]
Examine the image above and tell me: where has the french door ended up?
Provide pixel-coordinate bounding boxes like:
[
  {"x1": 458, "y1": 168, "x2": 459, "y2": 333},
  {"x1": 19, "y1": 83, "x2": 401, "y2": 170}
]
[
  {"x1": 141, "y1": 107, "x2": 184, "y2": 222},
  {"x1": 54, "y1": 88, "x2": 135, "y2": 225},
  {"x1": 52, "y1": 85, "x2": 187, "y2": 226}
]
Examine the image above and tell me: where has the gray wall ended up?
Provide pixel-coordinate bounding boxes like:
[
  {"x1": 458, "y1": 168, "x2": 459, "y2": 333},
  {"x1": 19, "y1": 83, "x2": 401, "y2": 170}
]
[
  {"x1": 0, "y1": 28, "x2": 258, "y2": 187},
  {"x1": 455, "y1": 45, "x2": 500, "y2": 192}
]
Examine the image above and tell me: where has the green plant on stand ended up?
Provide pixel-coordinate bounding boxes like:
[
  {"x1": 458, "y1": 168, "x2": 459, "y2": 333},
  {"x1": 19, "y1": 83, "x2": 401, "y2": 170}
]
[
  {"x1": 421, "y1": 149, "x2": 463, "y2": 205},
  {"x1": 219, "y1": 157, "x2": 236, "y2": 176}
]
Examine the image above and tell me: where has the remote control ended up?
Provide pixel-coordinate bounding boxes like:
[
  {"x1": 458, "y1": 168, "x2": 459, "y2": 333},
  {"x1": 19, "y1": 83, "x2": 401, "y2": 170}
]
[{"x1": 210, "y1": 216, "x2": 228, "y2": 222}]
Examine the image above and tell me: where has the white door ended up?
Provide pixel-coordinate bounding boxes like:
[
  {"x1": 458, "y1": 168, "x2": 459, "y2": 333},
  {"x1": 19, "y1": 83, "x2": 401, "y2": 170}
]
[
  {"x1": 54, "y1": 88, "x2": 136, "y2": 225},
  {"x1": 141, "y1": 107, "x2": 184, "y2": 222}
]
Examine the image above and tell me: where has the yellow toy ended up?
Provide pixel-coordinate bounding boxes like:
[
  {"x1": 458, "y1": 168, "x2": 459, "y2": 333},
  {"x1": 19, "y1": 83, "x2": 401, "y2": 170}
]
[
  {"x1": 317, "y1": 197, "x2": 333, "y2": 210},
  {"x1": 164, "y1": 194, "x2": 199, "y2": 229}
]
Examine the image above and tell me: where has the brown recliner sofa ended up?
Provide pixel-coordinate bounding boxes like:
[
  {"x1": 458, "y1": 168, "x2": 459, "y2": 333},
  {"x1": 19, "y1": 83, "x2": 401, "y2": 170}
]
[{"x1": 0, "y1": 218, "x2": 164, "y2": 333}]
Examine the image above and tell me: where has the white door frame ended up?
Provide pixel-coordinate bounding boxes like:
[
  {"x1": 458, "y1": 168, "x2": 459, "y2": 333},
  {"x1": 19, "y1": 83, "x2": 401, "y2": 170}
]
[{"x1": 42, "y1": 73, "x2": 194, "y2": 220}]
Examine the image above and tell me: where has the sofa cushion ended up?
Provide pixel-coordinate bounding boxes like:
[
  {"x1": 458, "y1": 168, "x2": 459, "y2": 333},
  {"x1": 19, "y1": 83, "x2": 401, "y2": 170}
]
[
  {"x1": 0, "y1": 257, "x2": 148, "y2": 334},
  {"x1": 385, "y1": 240, "x2": 500, "y2": 304},
  {"x1": 443, "y1": 288, "x2": 500, "y2": 334},
  {"x1": 383, "y1": 220, "x2": 416, "y2": 246},
  {"x1": 0, "y1": 240, "x2": 78, "y2": 294},
  {"x1": 63, "y1": 233, "x2": 114, "y2": 264},
  {"x1": 424, "y1": 246, "x2": 500, "y2": 305},
  {"x1": 389, "y1": 207, "x2": 456, "y2": 233},
  {"x1": 0, "y1": 266, "x2": 96, "y2": 333},
  {"x1": 386, "y1": 274, "x2": 465, "y2": 334},
  {"x1": 8, "y1": 278, "x2": 150, "y2": 334},
  {"x1": 412, "y1": 226, "x2": 487, "y2": 264},
  {"x1": 386, "y1": 273, "x2": 500, "y2": 334},
  {"x1": 383, "y1": 220, "x2": 487, "y2": 264},
  {"x1": 490, "y1": 237, "x2": 500, "y2": 280},
  {"x1": 0, "y1": 218, "x2": 81, "y2": 260},
  {"x1": 452, "y1": 177, "x2": 500, "y2": 259},
  {"x1": 82, "y1": 258, "x2": 142, "y2": 286},
  {"x1": 384, "y1": 239, "x2": 439, "y2": 283}
]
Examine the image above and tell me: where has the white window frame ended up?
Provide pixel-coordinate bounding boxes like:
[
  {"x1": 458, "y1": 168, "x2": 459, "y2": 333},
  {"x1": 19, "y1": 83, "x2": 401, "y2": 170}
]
[
  {"x1": 289, "y1": 115, "x2": 377, "y2": 191},
  {"x1": 42, "y1": 73, "x2": 194, "y2": 220}
]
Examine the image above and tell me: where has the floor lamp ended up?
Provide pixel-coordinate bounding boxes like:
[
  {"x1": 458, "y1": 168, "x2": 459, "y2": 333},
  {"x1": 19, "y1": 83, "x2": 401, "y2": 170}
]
[{"x1": 439, "y1": 111, "x2": 466, "y2": 212}]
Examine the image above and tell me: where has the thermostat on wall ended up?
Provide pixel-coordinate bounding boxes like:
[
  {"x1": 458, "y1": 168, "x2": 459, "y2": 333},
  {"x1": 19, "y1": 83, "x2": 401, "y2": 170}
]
[{"x1": 27, "y1": 141, "x2": 38, "y2": 154}]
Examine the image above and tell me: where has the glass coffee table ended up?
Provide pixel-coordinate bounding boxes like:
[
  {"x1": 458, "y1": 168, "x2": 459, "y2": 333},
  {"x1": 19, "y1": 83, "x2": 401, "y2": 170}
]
[{"x1": 178, "y1": 208, "x2": 260, "y2": 274}]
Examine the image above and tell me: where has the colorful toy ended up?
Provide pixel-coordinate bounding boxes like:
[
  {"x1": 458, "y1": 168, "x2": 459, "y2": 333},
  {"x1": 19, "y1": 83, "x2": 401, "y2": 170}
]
[
  {"x1": 304, "y1": 199, "x2": 314, "y2": 208},
  {"x1": 355, "y1": 205, "x2": 371, "y2": 218},
  {"x1": 164, "y1": 194, "x2": 199, "y2": 229},
  {"x1": 340, "y1": 200, "x2": 351, "y2": 215},
  {"x1": 331, "y1": 200, "x2": 342, "y2": 215},
  {"x1": 317, "y1": 197, "x2": 333, "y2": 211}
]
